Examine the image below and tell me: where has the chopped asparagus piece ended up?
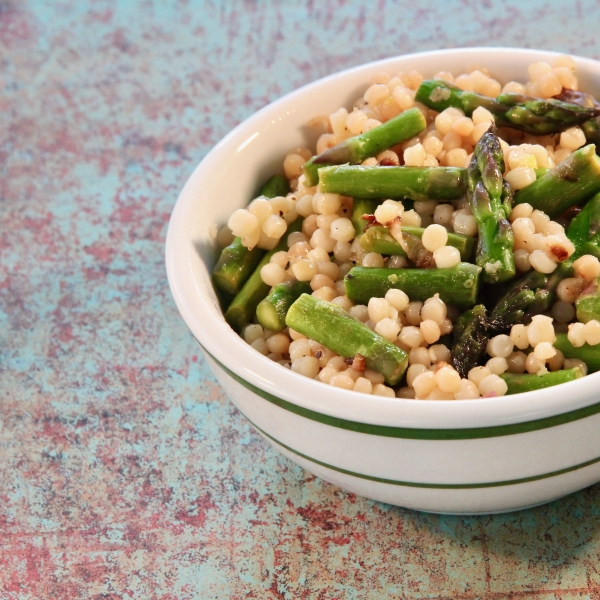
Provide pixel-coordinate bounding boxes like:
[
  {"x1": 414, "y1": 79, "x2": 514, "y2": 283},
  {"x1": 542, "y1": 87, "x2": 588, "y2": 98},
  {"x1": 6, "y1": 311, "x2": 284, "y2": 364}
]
[
  {"x1": 467, "y1": 126, "x2": 515, "y2": 283},
  {"x1": 285, "y1": 294, "x2": 408, "y2": 385},
  {"x1": 256, "y1": 280, "x2": 312, "y2": 332},
  {"x1": 303, "y1": 107, "x2": 427, "y2": 186},
  {"x1": 212, "y1": 175, "x2": 290, "y2": 296},
  {"x1": 415, "y1": 80, "x2": 600, "y2": 134},
  {"x1": 224, "y1": 218, "x2": 302, "y2": 332},
  {"x1": 554, "y1": 334, "x2": 600, "y2": 373},
  {"x1": 359, "y1": 225, "x2": 475, "y2": 261},
  {"x1": 318, "y1": 165, "x2": 467, "y2": 201},
  {"x1": 352, "y1": 198, "x2": 379, "y2": 236},
  {"x1": 514, "y1": 144, "x2": 600, "y2": 218},
  {"x1": 344, "y1": 263, "x2": 481, "y2": 308},
  {"x1": 451, "y1": 304, "x2": 488, "y2": 378},
  {"x1": 565, "y1": 191, "x2": 600, "y2": 260},
  {"x1": 500, "y1": 367, "x2": 584, "y2": 395}
]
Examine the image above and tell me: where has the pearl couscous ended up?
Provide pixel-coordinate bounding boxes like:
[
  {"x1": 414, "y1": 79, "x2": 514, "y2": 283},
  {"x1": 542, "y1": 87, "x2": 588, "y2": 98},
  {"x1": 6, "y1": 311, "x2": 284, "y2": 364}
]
[{"x1": 214, "y1": 55, "x2": 600, "y2": 400}]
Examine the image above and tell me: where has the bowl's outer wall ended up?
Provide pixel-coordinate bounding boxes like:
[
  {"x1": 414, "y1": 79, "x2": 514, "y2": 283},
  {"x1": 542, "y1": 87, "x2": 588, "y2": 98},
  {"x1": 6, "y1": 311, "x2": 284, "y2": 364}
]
[{"x1": 167, "y1": 48, "x2": 600, "y2": 512}]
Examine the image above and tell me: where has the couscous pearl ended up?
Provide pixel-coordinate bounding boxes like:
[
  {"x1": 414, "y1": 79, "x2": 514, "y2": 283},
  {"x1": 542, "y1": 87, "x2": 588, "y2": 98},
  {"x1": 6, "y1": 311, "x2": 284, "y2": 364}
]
[
  {"x1": 583, "y1": 320, "x2": 600, "y2": 345},
  {"x1": 349, "y1": 304, "x2": 369, "y2": 322},
  {"x1": 510, "y1": 324, "x2": 530, "y2": 350},
  {"x1": 573, "y1": 255, "x2": 600, "y2": 280},
  {"x1": 435, "y1": 366, "x2": 462, "y2": 393},
  {"x1": 525, "y1": 353, "x2": 546, "y2": 374},
  {"x1": 560, "y1": 127, "x2": 586, "y2": 151},
  {"x1": 428, "y1": 387, "x2": 452, "y2": 400},
  {"x1": 439, "y1": 318, "x2": 453, "y2": 336},
  {"x1": 529, "y1": 250, "x2": 557, "y2": 273},
  {"x1": 487, "y1": 357, "x2": 508, "y2": 375},
  {"x1": 313, "y1": 192, "x2": 342, "y2": 215},
  {"x1": 404, "y1": 302, "x2": 423, "y2": 326},
  {"x1": 364, "y1": 369, "x2": 385, "y2": 385},
  {"x1": 420, "y1": 319, "x2": 441, "y2": 344},
  {"x1": 478, "y1": 374, "x2": 508, "y2": 396},
  {"x1": 310, "y1": 273, "x2": 336, "y2": 291},
  {"x1": 421, "y1": 295, "x2": 447, "y2": 324},
  {"x1": 316, "y1": 214, "x2": 338, "y2": 230},
  {"x1": 414, "y1": 199, "x2": 438, "y2": 216},
  {"x1": 243, "y1": 324, "x2": 264, "y2": 345},
  {"x1": 329, "y1": 217, "x2": 355, "y2": 243},
  {"x1": 385, "y1": 288, "x2": 410, "y2": 312},
  {"x1": 404, "y1": 143, "x2": 427, "y2": 166},
  {"x1": 472, "y1": 106, "x2": 495, "y2": 125},
  {"x1": 452, "y1": 211, "x2": 478, "y2": 236},
  {"x1": 362, "y1": 252, "x2": 385, "y2": 268},
  {"x1": 248, "y1": 198, "x2": 273, "y2": 222},
  {"x1": 251, "y1": 338, "x2": 269, "y2": 355},
  {"x1": 403, "y1": 210, "x2": 422, "y2": 227},
  {"x1": 312, "y1": 286, "x2": 337, "y2": 302},
  {"x1": 373, "y1": 383, "x2": 396, "y2": 397},
  {"x1": 433, "y1": 246, "x2": 461, "y2": 268},
  {"x1": 433, "y1": 203, "x2": 454, "y2": 227},
  {"x1": 397, "y1": 386, "x2": 416, "y2": 399},
  {"x1": 374, "y1": 202, "x2": 401, "y2": 225},
  {"x1": 513, "y1": 249, "x2": 531, "y2": 272},
  {"x1": 567, "y1": 322, "x2": 586, "y2": 347},
  {"x1": 317, "y1": 260, "x2": 339, "y2": 280},
  {"x1": 412, "y1": 371, "x2": 437, "y2": 398},
  {"x1": 289, "y1": 339, "x2": 312, "y2": 361},
  {"x1": 292, "y1": 259, "x2": 317, "y2": 281},
  {"x1": 368, "y1": 297, "x2": 391, "y2": 323},
  {"x1": 454, "y1": 379, "x2": 480, "y2": 400},
  {"x1": 429, "y1": 344, "x2": 451, "y2": 364},
  {"x1": 468, "y1": 366, "x2": 492, "y2": 386},
  {"x1": 506, "y1": 351, "x2": 527, "y2": 373},
  {"x1": 534, "y1": 342, "x2": 556, "y2": 360},
  {"x1": 547, "y1": 348, "x2": 565, "y2": 372},
  {"x1": 291, "y1": 356, "x2": 320, "y2": 378},
  {"x1": 262, "y1": 214, "x2": 287, "y2": 239},
  {"x1": 527, "y1": 315, "x2": 556, "y2": 347},
  {"x1": 266, "y1": 333, "x2": 290, "y2": 355},
  {"x1": 261, "y1": 263, "x2": 286, "y2": 286},
  {"x1": 398, "y1": 326, "x2": 424, "y2": 349},
  {"x1": 329, "y1": 373, "x2": 355, "y2": 390},
  {"x1": 510, "y1": 203, "x2": 534, "y2": 221},
  {"x1": 564, "y1": 358, "x2": 588, "y2": 376},
  {"x1": 375, "y1": 317, "x2": 401, "y2": 341},
  {"x1": 318, "y1": 366, "x2": 338, "y2": 383},
  {"x1": 552, "y1": 300, "x2": 576, "y2": 323},
  {"x1": 353, "y1": 377, "x2": 373, "y2": 394},
  {"x1": 422, "y1": 224, "x2": 448, "y2": 252},
  {"x1": 557, "y1": 277, "x2": 586, "y2": 303},
  {"x1": 333, "y1": 241, "x2": 352, "y2": 262},
  {"x1": 407, "y1": 364, "x2": 428, "y2": 387},
  {"x1": 487, "y1": 334, "x2": 514, "y2": 358},
  {"x1": 409, "y1": 347, "x2": 431, "y2": 367}
]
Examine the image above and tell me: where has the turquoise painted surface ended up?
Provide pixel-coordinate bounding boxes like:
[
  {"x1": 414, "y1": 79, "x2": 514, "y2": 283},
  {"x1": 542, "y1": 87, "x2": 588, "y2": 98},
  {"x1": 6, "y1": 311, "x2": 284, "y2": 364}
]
[{"x1": 4, "y1": 0, "x2": 600, "y2": 597}]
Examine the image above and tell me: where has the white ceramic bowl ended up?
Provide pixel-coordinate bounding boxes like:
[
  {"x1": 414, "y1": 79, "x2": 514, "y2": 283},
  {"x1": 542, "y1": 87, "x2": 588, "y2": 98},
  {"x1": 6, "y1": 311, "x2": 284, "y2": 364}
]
[{"x1": 166, "y1": 48, "x2": 600, "y2": 514}]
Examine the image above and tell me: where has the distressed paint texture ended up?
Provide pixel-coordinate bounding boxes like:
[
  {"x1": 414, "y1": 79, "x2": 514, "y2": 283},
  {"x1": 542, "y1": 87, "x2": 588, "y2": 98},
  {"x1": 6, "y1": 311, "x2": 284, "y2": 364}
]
[{"x1": 3, "y1": 0, "x2": 600, "y2": 598}]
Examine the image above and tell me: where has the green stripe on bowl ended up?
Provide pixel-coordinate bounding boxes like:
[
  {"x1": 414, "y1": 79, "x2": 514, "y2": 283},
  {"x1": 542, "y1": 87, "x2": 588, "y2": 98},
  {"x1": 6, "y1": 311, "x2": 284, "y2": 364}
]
[
  {"x1": 202, "y1": 343, "x2": 600, "y2": 440},
  {"x1": 252, "y1": 418, "x2": 600, "y2": 489}
]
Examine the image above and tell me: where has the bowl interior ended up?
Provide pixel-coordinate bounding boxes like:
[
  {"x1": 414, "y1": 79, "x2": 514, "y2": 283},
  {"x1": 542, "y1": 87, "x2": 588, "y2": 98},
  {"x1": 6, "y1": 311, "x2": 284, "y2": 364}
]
[{"x1": 166, "y1": 47, "x2": 600, "y2": 429}]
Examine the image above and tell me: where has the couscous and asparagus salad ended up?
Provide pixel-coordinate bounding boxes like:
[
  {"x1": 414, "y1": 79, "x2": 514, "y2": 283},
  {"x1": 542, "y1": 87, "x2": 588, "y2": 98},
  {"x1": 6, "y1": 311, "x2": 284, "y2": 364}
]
[{"x1": 211, "y1": 55, "x2": 600, "y2": 400}]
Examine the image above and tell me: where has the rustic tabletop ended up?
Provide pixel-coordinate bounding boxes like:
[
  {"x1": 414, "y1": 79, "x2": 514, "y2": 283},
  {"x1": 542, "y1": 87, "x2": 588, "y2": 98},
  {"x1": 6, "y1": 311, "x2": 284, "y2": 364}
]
[{"x1": 4, "y1": 1, "x2": 600, "y2": 598}]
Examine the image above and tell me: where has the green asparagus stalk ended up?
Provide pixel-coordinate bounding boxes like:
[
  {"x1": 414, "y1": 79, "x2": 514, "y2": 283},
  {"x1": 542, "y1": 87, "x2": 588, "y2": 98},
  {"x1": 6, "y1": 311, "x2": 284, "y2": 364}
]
[
  {"x1": 565, "y1": 191, "x2": 600, "y2": 259},
  {"x1": 415, "y1": 80, "x2": 600, "y2": 135},
  {"x1": 318, "y1": 165, "x2": 467, "y2": 201},
  {"x1": 500, "y1": 367, "x2": 584, "y2": 395},
  {"x1": 285, "y1": 293, "x2": 408, "y2": 385},
  {"x1": 212, "y1": 175, "x2": 291, "y2": 296},
  {"x1": 256, "y1": 280, "x2": 312, "y2": 332},
  {"x1": 224, "y1": 218, "x2": 302, "y2": 332},
  {"x1": 554, "y1": 334, "x2": 600, "y2": 372},
  {"x1": 303, "y1": 107, "x2": 427, "y2": 186},
  {"x1": 554, "y1": 89, "x2": 600, "y2": 148},
  {"x1": 359, "y1": 225, "x2": 475, "y2": 261},
  {"x1": 344, "y1": 262, "x2": 481, "y2": 308},
  {"x1": 451, "y1": 304, "x2": 488, "y2": 378},
  {"x1": 352, "y1": 198, "x2": 379, "y2": 235},
  {"x1": 514, "y1": 144, "x2": 600, "y2": 218},
  {"x1": 467, "y1": 126, "x2": 515, "y2": 283}
]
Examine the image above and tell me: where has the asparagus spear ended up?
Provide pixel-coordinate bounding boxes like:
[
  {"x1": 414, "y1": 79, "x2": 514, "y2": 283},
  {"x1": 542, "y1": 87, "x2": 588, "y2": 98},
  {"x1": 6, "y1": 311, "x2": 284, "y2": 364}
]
[
  {"x1": 415, "y1": 80, "x2": 600, "y2": 135},
  {"x1": 303, "y1": 107, "x2": 427, "y2": 186},
  {"x1": 212, "y1": 175, "x2": 291, "y2": 296},
  {"x1": 554, "y1": 89, "x2": 600, "y2": 148},
  {"x1": 344, "y1": 262, "x2": 481, "y2": 307},
  {"x1": 565, "y1": 190, "x2": 600, "y2": 259},
  {"x1": 256, "y1": 280, "x2": 312, "y2": 332},
  {"x1": 513, "y1": 144, "x2": 600, "y2": 218},
  {"x1": 318, "y1": 165, "x2": 467, "y2": 201},
  {"x1": 500, "y1": 367, "x2": 583, "y2": 395},
  {"x1": 451, "y1": 304, "x2": 488, "y2": 378},
  {"x1": 285, "y1": 293, "x2": 408, "y2": 385},
  {"x1": 359, "y1": 225, "x2": 475, "y2": 261},
  {"x1": 554, "y1": 334, "x2": 600, "y2": 372},
  {"x1": 224, "y1": 218, "x2": 302, "y2": 332},
  {"x1": 467, "y1": 126, "x2": 515, "y2": 283}
]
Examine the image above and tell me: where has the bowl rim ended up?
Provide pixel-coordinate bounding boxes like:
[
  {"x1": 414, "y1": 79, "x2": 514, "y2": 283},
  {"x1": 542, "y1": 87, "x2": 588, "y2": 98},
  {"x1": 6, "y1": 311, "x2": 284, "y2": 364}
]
[{"x1": 166, "y1": 46, "x2": 600, "y2": 431}]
